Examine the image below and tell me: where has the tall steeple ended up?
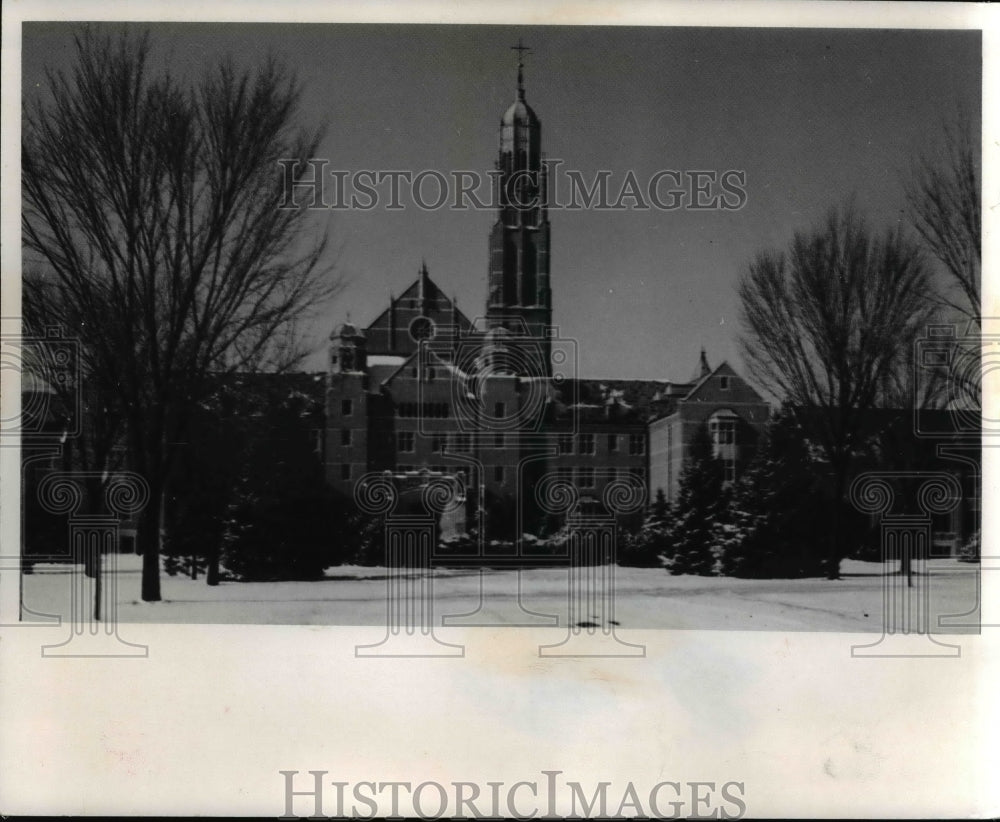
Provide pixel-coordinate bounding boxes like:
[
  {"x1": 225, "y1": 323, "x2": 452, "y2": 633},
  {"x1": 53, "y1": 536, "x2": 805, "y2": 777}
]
[{"x1": 486, "y1": 41, "x2": 552, "y2": 361}]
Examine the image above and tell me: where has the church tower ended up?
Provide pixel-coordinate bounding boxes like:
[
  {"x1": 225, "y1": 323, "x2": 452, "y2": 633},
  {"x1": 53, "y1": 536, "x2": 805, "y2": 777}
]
[
  {"x1": 326, "y1": 322, "x2": 369, "y2": 492},
  {"x1": 486, "y1": 42, "x2": 552, "y2": 370}
]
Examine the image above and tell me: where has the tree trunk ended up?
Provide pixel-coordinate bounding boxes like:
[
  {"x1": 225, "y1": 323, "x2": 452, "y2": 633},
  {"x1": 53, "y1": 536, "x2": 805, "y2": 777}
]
[
  {"x1": 93, "y1": 539, "x2": 103, "y2": 621},
  {"x1": 827, "y1": 505, "x2": 841, "y2": 580},
  {"x1": 83, "y1": 543, "x2": 98, "y2": 578},
  {"x1": 900, "y1": 538, "x2": 912, "y2": 584},
  {"x1": 827, "y1": 464, "x2": 846, "y2": 580},
  {"x1": 133, "y1": 416, "x2": 172, "y2": 603},
  {"x1": 82, "y1": 475, "x2": 102, "y2": 578},
  {"x1": 139, "y1": 481, "x2": 163, "y2": 602},
  {"x1": 206, "y1": 539, "x2": 220, "y2": 586}
]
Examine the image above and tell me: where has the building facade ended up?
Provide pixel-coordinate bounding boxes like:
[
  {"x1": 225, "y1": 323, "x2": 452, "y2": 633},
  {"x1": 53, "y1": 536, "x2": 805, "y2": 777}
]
[{"x1": 323, "y1": 53, "x2": 770, "y2": 528}]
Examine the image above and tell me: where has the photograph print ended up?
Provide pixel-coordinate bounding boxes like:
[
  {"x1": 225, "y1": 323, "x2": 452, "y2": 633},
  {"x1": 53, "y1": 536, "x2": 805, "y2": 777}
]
[{"x1": 17, "y1": 21, "x2": 983, "y2": 644}]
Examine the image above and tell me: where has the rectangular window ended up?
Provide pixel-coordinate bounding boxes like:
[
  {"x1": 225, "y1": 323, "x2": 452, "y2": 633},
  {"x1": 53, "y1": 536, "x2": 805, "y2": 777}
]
[
  {"x1": 710, "y1": 418, "x2": 736, "y2": 451},
  {"x1": 340, "y1": 463, "x2": 351, "y2": 481},
  {"x1": 579, "y1": 433, "x2": 595, "y2": 455},
  {"x1": 629, "y1": 434, "x2": 646, "y2": 456},
  {"x1": 607, "y1": 434, "x2": 618, "y2": 452},
  {"x1": 397, "y1": 431, "x2": 415, "y2": 452},
  {"x1": 494, "y1": 433, "x2": 505, "y2": 449},
  {"x1": 720, "y1": 376, "x2": 730, "y2": 391},
  {"x1": 494, "y1": 465, "x2": 505, "y2": 483},
  {"x1": 431, "y1": 434, "x2": 447, "y2": 453},
  {"x1": 557, "y1": 433, "x2": 573, "y2": 454},
  {"x1": 494, "y1": 401, "x2": 506, "y2": 417},
  {"x1": 341, "y1": 399, "x2": 353, "y2": 416},
  {"x1": 340, "y1": 428, "x2": 352, "y2": 446},
  {"x1": 455, "y1": 433, "x2": 472, "y2": 452},
  {"x1": 577, "y1": 467, "x2": 596, "y2": 488}
]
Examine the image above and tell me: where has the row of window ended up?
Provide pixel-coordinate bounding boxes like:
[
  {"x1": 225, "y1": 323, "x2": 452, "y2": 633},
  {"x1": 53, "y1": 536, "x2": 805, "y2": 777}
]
[
  {"x1": 340, "y1": 423, "x2": 724, "y2": 459},
  {"x1": 390, "y1": 431, "x2": 648, "y2": 455},
  {"x1": 553, "y1": 466, "x2": 647, "y2": 489},
  {"x1": 397, "y1": 402, "x2": 450, "y2": 419},
  {"x1": 382, "y1": 465, "x2": 647, "y2": 487},
  {"x1": 556, "y1": 433, "x2": 645, "y2": 456},
  {"x1": 337, "y1": 464, "x2": 654, "y2": 488}
]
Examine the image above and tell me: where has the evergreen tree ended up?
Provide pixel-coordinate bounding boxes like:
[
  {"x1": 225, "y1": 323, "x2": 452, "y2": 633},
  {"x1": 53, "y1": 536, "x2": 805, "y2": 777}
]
[
  {"x1": 620, "y1": 488, "x2": 672, "y2": 567},
  {"x1": 669, "y1": 423, "x2": 725, "y2": 575},
  {"x1": 221, "y1": 390, "x2": 337, "y2": 581},
  {"x1": 716, "y1": 408, "x2": 827, "y2": 578},
  {"x1": 162, "y1": 383, "x2": 244, "y2": 582}
]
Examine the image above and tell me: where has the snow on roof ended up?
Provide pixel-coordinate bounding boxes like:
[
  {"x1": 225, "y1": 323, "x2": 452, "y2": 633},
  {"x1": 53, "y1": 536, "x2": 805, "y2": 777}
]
[{"x1": 366, "y1": 355, "x2": 406, "y2": 367}]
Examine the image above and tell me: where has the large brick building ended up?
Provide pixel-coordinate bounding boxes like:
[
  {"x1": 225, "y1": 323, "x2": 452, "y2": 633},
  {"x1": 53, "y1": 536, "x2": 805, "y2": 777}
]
[{"x1": 323, "y1": 53, "x2": 770, "y2": 527}]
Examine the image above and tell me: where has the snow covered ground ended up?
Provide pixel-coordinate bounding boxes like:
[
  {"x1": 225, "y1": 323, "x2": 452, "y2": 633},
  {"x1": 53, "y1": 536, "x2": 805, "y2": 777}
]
[{"x1": 18, "y1": 553, "x2": 981, "y2": 633}]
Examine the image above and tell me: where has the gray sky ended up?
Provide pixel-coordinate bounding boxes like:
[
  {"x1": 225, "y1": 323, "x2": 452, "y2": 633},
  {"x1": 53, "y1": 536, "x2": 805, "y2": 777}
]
[{"x1": 22, "y1": 23, "x2": 981, "y2": 380}]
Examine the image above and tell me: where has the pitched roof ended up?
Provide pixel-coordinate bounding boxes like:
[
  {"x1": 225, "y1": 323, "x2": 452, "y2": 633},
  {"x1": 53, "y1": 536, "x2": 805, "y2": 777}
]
[
  {"x1": 363, "y1": 266, "x2": 474, "y2": 356},
  {"x1": 684, "y1": 360, "x2": 765, "y2": 405}
]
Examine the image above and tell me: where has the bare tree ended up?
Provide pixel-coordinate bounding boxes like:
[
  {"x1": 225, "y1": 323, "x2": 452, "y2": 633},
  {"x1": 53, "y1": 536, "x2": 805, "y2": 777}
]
[
  {"x1": 738, "y1": 204, "x2": 936, "y2": 578},
  {"x1": 23, "y1": 27, "x2": 342, "y2": 601},
  {"x1": 906, "y1": 110, "x2": 981, "y2": 325}
]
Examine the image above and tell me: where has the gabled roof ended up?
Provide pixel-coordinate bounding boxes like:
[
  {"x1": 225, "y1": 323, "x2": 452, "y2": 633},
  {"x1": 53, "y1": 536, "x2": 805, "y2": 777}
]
[
  {"x1": 363, "y1": 265, "x2": 474, "y2": 357},
  {"x1": 683, "y1": 360, "x2": 765, "y2": 405},
  {"x1": 684, "y1": 360, "x2": 734, "y2": 399}
]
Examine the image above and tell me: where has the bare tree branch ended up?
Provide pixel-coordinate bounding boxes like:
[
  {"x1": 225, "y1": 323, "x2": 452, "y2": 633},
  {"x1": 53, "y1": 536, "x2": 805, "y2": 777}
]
[
  {"x1": 23, "y1": 26, "x2": 344, "y2": 601},
  {"x1": 906, "y1": 108, "x2": 981, "y2": 326},
  {"x1": 738, "y1": 203, "x2": 937, "y2": 577}
]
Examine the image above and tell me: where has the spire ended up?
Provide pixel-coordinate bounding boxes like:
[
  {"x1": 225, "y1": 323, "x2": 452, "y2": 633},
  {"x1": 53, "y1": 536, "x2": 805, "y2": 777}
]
[
  {"x1": 418, "y1": 260, "x2": 429, "y2": 312},
  {"x1": 692, "y1": 347, "x2": 711, "y2": 382},
  {"x1": 511, "y1": 39, "x2": 530, "y2": 100}
]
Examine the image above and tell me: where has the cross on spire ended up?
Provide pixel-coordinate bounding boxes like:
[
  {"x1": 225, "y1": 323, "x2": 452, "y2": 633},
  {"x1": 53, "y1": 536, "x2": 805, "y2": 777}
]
[{"x1": 511, "y1": 39, "x2": 530, "y2": 98}]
